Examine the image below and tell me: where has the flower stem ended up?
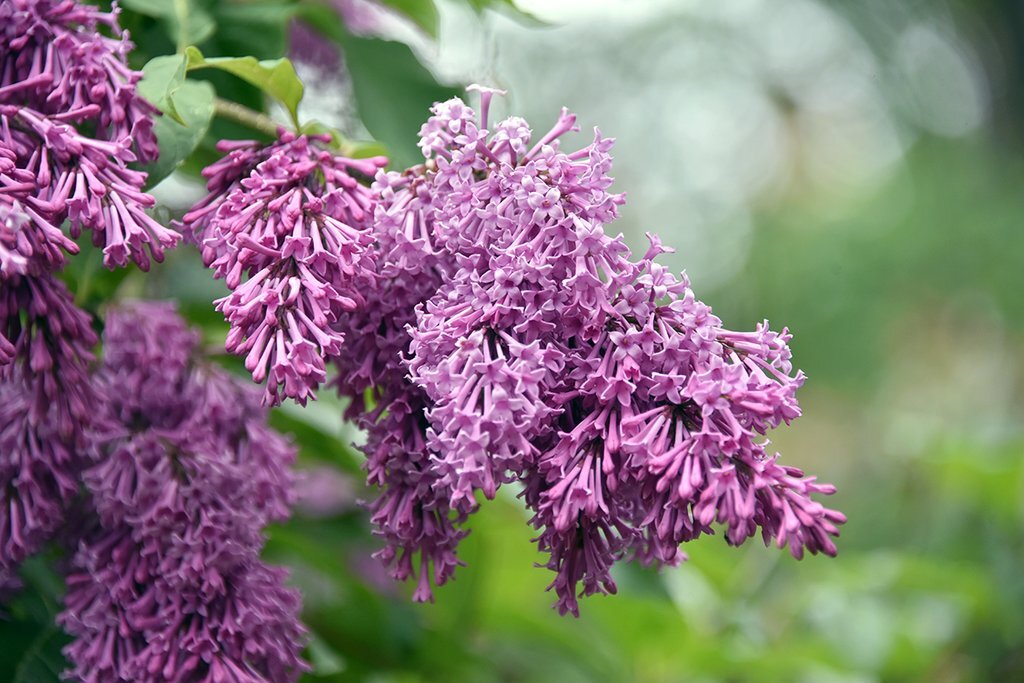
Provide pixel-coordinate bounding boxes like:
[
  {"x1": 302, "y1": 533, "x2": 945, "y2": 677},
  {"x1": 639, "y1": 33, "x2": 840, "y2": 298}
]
[{"x1": 213, "y1": 97, "x2": 283, "y2": 138}]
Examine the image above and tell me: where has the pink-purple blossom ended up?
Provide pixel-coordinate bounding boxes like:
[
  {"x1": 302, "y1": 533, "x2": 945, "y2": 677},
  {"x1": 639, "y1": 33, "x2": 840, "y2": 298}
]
[
  {"x1": 182, "y1": 131, "x2": 387, "y2": 405},
  {"x1": 0, "y1": 0, "x2": 176, "y2": 273},
  {"x1": 60, "y1": 302, "x2": 308, "y2": 683},
  {"x1": 1, "y1": 0, "x2": 175, "y2": 593},
  {"x1": 332, "y1": 164, "x2": 468, "y2": 602},
  {"x1": 0, "y1": 273, "x2": 98, "y2": 584},
  {"x1": 338, "y1": 91, "x2": 845, "y2": 614}
]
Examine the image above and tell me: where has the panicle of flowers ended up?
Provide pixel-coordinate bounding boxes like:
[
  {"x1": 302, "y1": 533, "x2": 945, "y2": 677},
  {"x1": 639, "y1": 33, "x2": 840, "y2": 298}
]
[
  {"x1": 0, "y1": 0, "x2": 176, "y2": 273},
  {"x1": 356, "y1": 388, "x2": 468, "y2": 603},
  {"x1": 521, "y1": 256, "x2": 845, "y2": 615},
  {"x1": 409, "y1": 88, "x2": 628, "y2": 508},
  {"x1": 0, "y1": 0, "x2": 158, "y2": 158},
  {"x1": 181, "y1": 130, "x2": 387, "y2": 405},
  {"x1": 60, "y1": 302, "x2": 308, "y2": 683},
  {"x1": 332, "y1": 164, "x2": 467, "y2": 603},
  {"x1": 0, "y1": 273, "x2": 98, "y2": 585},
  {"x1": 351, "y1": 90, "x2": 845, "y2": 614},
  {"x1": 1, "y1": 143, "x2": 73, "y2": 278},
  {"x1": 1, "y1": 0, "x2": 171, "y2": 596}
]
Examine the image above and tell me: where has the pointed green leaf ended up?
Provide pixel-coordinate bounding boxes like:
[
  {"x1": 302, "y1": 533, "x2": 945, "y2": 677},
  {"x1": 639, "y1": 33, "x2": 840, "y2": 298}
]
[
  {"x1": 291, "y1": 4, "x2": 454, "y2": 166},
  {"x1": 184, "y1": 46, "x2": 304, "y2": 126},
  {"x1": 345, "y1": 35, "x2": 458, "y2": 168},
  {"x1": 378, "y1": 0, "x2": 440, "y2": 38},
  {"x1": 345, "y1": 139, "x2": 391, "y2": 160},
  {"x1": 137, "y1": 54, "x2": 188, "y2": 125},
  {"x1": 307, "y1": 632, "x2": 347, "y2": 676},
  {"x1": 324, "y1": 31, "x2": 457, "y2": 168},
  {"x1": 152, "y1": 80, "x2": 215, "y2": 185},
  {"x1": 11, "y1": 627, "x2": 68, "y2": 683},
  {"x1": 117, "y1": 0, "x2": 173, "y2": 15},
  {"x1": 466, "y1": 0, "x2": 543, "y2": 24}
]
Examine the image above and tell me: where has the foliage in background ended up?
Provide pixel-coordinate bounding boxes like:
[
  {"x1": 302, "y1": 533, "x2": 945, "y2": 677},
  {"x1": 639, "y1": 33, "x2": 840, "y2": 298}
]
[{"x1": 2, "y1": 0, "x2": 1022, "y2": 682}]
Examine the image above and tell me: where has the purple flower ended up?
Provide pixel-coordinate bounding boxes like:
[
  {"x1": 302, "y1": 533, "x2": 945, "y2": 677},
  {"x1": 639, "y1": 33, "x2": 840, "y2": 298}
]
[
  {"x1": 406, "y1": 96, "x2": 629, "y2": 511},
  {"x1": 0, "y1": 137, "x2": 78, "y2": 277},
  {"x1": 347, "y1": 90, "x2": 844, "y2": 613},
  {"x1": 60, "y1": 302, "x2": 308, "y2": 682},
  {"x1": 0, "y1": 273, "x2": 97, "y2": 581},
  {"x1": 181, "y1": 131, "x2": 387, "y2": 405},
  {"x1": 0, "y1": 0, "x2": 175, "y2": 273},
  {"x1": 361, "y1": 389, "x2": 468, "y2": 603},
  {"x1": 416, "y1": 327, "x2": 563, "y2": 505},
  {"x1": 0, "y1": 0, "x2": 158, "y2": 160},
  {"x1": 62, "y1": 529, "x2": 306, "y2": 683},
  {"x1": 330, "y1": 164, "x2": 472, "y2": 601},
  {"x1": 0, "y1": 105, "x2": 177, "y2": 271}
]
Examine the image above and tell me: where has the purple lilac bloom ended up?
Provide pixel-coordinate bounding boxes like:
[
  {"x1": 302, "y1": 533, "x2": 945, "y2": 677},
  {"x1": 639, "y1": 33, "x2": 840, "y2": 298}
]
[
  {"x1": 60, "y1": 302, "x2": 308, "y2": 683},
  {"x1": 0, "y1": 0, "x2": 176, "y2": 272},
  {"x1": 332, "y1": 165, "x2": 468, "y2": 602},
  {"x1": 0, "y1": 105, "x2": 177, "y2": 270},
  {"x1": 347, "y1": 90, "x2": 844, "y2": 613},
  {"x1": 359, "y1": 388, "x2": 467, "y2": 603},
  {"x1": 0, "y1": 273, "x2": 98, "y2": 583},
  {"x1": 181, "y1": 131, "x2": 387, "y2": 405},
  {"x1": 408, "y1": 97, "x2": 626, "y2": 508},
  {"x1": 0, "y1": 0, "x2": 158, "y2": 159}
]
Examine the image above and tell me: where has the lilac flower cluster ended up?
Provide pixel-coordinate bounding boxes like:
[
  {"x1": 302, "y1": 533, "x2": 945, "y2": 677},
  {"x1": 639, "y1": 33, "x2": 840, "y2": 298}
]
[
  {"x1": 181, "y1": 131, "x2": 387, "y2": 405},
  {"x1": 0, "y1": 274, "x2": 97, "y2": 583},
  {"x1": 332, "y1": 164, "x2": 467, "y2": 599},
  {"x1": 60, "y1": 302, "x2": 308, "y2": 683},
  {"x1": 335, "y1": 90, "x2": 845, "y2": 614},
  {"x1": 1, "y1": 0, "x2": 175, "y2": 601},
  {"x1": 0, "y1": 0, "x2": 177, "y2": 273}
]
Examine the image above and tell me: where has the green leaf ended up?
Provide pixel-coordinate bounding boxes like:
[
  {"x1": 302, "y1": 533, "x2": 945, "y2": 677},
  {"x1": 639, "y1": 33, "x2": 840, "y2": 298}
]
[
  {"x1": 144, "y1": 81, "x2": 215, "y2": 187},
  {"x1": 118, "y1": 0, "x2": 216, "y2": 49},
  {"x1": 1, "y1": 557, "x2": 70, "y2": 683},
  {"x1": 209, "y1": 2, "x2": 296, "y2": 61},
  {"x1": 136, "y1": 54, "x2": 188, "y2": 125},
  {"x1": 345, "y1": 139, "x2": 391, "y2": 160},
  {"x1": 378, "y1": 0, "x2": 440, "y2": 38},
  {"x1": 341, "y1": 35, "x2": 457, "y2": 168},
  {"x1": 184, "y1": 46, "x2": 304, "y2": 127},
  {"x1": 307, "y1": 632, "x2": 347, "y2": 676},
  {"x1": 116, "y1": 0, "x2": 173, "y2": 19},
  {"x1": 11, "y1": 627, "x2": 68, "y2": 683},
  {"x1": 292, "y1": 4, "x2": 455, "y2": 166},
  {"x1": 466, "y1": 0, "x2": 543, "y2": 23},
  {"x1": 137, "y1": 54, "x2": 215, "y2": 188}
]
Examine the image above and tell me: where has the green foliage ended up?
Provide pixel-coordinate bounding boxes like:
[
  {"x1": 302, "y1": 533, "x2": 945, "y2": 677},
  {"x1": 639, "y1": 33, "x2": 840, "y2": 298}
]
[
  {"x1": 377, "y1": 0, "x2": 441, "y2": 37},
  {"x1": 137, "y1": 55, "x2": 189, "y2": 125},
  {"x1": 184, "y1": 46, "x2": 305, "y2": 127},
  {"x1": 0, "y1": 557, "x2": 70, "y2": 683},
  {"x1": 332, "y1": 33, "x2": 458, "y2": 168},
  {"x1": 137, "y1": 55, "x2": 216, "y2": 186},
  {"x1": 294, "y1": 3, "x2": 459, "y2": 168},
  {"x1": 117, "y1": 0, "x2": 216, "y2": 49},
  {"x1": 464, "y1": 0, "x2": 542, "y2": 24}
]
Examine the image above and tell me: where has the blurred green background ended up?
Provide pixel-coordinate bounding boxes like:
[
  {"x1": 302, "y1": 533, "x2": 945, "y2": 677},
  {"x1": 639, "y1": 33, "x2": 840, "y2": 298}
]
[{"x1": 4, "y1": 0, "x2": 1024, "y2": 681}]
